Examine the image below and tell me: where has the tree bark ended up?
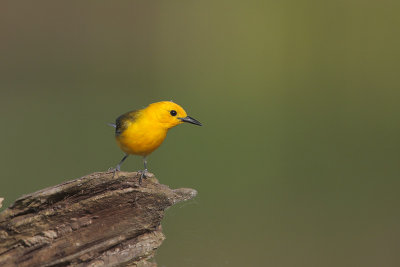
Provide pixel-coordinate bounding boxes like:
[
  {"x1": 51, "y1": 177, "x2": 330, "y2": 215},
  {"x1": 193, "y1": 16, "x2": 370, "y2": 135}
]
[{"x1": 0, "y1": 171, "x2": 197, "y2": 267}]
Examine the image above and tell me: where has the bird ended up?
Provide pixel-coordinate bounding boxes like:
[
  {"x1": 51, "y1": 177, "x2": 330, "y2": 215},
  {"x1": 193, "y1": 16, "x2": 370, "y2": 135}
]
[{"x1": 109, "y1": 101, "x2": 202, "y2": 183}]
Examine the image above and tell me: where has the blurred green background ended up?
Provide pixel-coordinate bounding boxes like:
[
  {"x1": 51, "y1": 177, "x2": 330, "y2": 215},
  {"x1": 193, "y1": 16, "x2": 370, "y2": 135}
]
[{"x1": 1, "y1": 1, "x2": 400, "y2": 266}]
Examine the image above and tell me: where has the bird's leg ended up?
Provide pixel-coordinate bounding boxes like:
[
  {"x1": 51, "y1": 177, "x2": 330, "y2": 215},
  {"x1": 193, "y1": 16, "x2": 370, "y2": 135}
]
[
  {"x1": 138, "y1": 157, "x2": 148, "y2": 184},
  {"x1": 112, "y1": 154, "x2": 129, "y2": 178}
]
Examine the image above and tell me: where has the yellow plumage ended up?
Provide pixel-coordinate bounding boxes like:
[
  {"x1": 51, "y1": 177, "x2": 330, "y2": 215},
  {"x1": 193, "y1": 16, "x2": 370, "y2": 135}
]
[{"x1": 111, "y1": 101, "x2": 201, "y2": 182}]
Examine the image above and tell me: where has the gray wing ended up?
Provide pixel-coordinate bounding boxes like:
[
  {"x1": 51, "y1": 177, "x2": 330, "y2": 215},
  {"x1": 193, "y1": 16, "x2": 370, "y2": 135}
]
[{"x1": 115, "y1": 110, "x2": 140, "y2": 136}]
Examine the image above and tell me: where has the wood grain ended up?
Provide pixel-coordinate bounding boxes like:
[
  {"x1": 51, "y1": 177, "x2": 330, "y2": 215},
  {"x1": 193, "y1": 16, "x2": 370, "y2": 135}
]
[{"x1": 0, "y1": 171, "x2": 197, "y2": 267}]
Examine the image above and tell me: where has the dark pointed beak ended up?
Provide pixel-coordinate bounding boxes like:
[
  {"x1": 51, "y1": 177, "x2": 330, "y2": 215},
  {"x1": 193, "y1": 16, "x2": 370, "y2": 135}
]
[{"x1": 179, "y1": 116, "x2": 202, "y2": 126}]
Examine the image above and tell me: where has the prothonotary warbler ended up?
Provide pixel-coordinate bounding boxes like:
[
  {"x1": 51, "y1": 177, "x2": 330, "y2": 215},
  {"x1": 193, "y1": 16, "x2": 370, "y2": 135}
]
[{"x1": 109, "y1": 101, "x2": 202, "y2": 183}]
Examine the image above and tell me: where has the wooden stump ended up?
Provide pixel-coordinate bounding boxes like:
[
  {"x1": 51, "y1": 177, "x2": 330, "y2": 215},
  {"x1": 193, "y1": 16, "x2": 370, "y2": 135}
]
[{"x1": 0, "y1": 172, "x2": 197, "y2": 267}]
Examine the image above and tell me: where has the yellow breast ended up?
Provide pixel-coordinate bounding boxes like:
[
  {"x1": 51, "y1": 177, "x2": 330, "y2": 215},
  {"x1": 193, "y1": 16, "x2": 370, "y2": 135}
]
[{"x1": 116, "y1": 118, "x2": 168, "y2": 156}]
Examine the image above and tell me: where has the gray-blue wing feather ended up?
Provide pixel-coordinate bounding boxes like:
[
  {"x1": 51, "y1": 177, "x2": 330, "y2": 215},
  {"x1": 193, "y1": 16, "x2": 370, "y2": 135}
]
[{"x1": 115, "y1": 110, "x2": 140, "y2": 136}]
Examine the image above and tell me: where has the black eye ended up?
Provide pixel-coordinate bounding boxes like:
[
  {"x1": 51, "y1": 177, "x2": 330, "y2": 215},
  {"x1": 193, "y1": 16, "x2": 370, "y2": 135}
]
[{"x1": 170, "y1": 110, "x2": 177, "y2": 116}]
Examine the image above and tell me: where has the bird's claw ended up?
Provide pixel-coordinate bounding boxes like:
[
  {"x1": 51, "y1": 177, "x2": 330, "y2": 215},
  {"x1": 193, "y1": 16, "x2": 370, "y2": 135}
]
[
  {"x1": 137, "y1": 169, "x2": 148, "y2": 185},
  {"x1": 108, "y1": 166, "x2": 121, "y2": 178}
]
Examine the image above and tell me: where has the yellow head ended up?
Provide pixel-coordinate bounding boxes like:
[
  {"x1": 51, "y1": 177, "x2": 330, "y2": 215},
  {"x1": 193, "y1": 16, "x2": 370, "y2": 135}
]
[{"x1": 144, "y1": 101, "x2": 202, "y2": 129}]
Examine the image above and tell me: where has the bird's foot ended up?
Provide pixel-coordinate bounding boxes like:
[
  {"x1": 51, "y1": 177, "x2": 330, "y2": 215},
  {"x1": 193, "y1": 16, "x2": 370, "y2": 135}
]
[
  {"x1": 137, "y1": 169, "x2": 148, "y2": 185},
  {"x1": 108, "y1": 166, "x2": 121, "y2": 178}
]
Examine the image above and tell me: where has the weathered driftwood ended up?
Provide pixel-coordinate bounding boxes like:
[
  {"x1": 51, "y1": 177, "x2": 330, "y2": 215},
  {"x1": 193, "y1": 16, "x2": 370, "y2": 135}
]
[{"x1": 0, "y1": 172, "x2": 197, "y2": 267}]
